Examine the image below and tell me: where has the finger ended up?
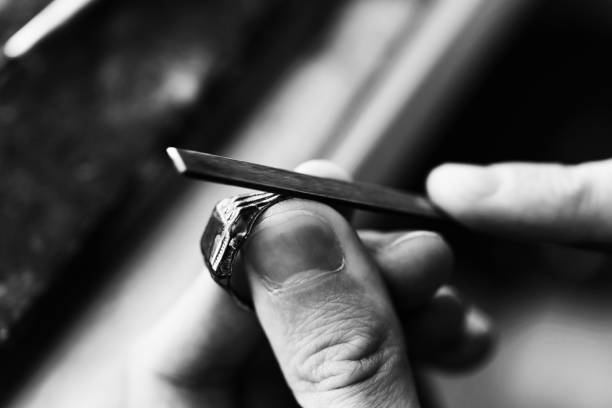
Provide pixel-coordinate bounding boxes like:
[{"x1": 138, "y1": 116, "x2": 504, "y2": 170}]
[
  {"x1": 405, "y1": 287, "x2": 493, "y2": 370},
  {"x1": 359, "y1": 230, "x2": 452, "y2": 310},
  {"x1": 426, "y1": 159, "x2": 612, "y2": 247},
  {"x1": 294, "y1": 159, "x2": 352, "y2": 182},
  {"x1": 405, "y1": 287, "x2": 464, "y2": 356},
  {"x1": 427, "y1": 306, "x2": 494, "y2": 371},
  {"x1": 294, "y1": 159, "x2": 355, "y2": 220},
  {"x1": 128, "y1": 273, "x2": 261, "y2": 408},
  {"x1": 359, "y1": 231, "x2": 492, "y2": 369},
  {"x1": 243, "y1": 199, "x2": 421, "y2": 408}
]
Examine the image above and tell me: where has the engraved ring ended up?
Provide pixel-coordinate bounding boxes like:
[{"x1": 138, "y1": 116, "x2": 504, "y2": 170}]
[{"x1": 201, "y1": 192, "x2": 287, "y2": 308}]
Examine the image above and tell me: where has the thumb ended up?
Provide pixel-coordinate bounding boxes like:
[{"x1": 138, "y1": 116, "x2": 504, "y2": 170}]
[
  {"x1": 426, "y1": 159, "x2": 612, "y2": 247},
  {"x1": 243, "y1": 199, "x2": 420, "y2": 408}
]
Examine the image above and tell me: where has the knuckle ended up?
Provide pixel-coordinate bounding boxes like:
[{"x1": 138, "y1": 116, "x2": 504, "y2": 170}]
[
  {"x1": 564, "y1": 161, "x2": 612, "y2": 240},
  {"x1": 554, "y1": 166, "x2": 591, "y2": 211},
  {"x1": 505, "y1": 164, "x2": 594, "y2": 220},
  {"x1": 549, "y1": 165, "x2": 598, "y2": 230},
  {"x1": 288, "y1": 309, "x2": 401, "y2": 394}
]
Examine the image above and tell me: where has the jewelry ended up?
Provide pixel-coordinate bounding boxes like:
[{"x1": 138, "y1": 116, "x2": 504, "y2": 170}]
[{"x1": 201, "y1": 192, "x2": 287, "y2": 308}]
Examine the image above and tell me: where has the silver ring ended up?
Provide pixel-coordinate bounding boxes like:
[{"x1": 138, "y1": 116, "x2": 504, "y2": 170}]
[{"x1": 201, "y1": 192, "x2": 287, "y2": 309}]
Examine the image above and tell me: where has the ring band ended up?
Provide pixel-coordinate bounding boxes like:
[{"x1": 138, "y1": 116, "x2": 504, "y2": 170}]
[{"x1": 201, "y1": 192, "x2": 287, "y2": 309}]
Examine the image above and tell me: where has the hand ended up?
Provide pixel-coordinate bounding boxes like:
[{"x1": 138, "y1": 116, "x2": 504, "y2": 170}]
[
  {"x1": 127, "y1": 161, "x2": 492, "y2": 408},
  {"x1": 427, "y1": 159, "x2": 612, "y2": 249}
]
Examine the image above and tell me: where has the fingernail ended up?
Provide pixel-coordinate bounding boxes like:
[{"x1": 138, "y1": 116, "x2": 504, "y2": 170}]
[
  {"x1": 388, "y1": 231, "x2": 440, "y2": 249},
  {"x1": 429, "y1": 164, "x2": 499, "y2": 202},
  {"x1": 244, "y1": 210, "x2": 345, "y2": 290}
]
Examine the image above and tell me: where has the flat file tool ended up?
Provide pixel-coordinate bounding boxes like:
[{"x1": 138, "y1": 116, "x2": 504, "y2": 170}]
[{"x1": 167, "y1": 147, "x2": 453, "y2": 230}]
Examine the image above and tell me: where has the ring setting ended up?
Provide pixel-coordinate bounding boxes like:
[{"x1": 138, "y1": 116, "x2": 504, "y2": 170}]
[{"x1": 201, "y1": 192, "x2": 287, "y2": 308}]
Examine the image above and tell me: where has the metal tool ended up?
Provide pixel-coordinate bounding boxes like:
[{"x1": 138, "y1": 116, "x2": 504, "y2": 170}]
[{"x1": 167, "y1": 147, "x2": 452, "y2": 228}]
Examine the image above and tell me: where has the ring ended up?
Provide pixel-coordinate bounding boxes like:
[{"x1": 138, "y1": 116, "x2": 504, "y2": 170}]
[{"x1": 201, "y1": 192, "x2": 287, "y2": 309}]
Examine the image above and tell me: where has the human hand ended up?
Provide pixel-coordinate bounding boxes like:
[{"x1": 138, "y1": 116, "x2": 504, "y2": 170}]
[
  {"x1": 427, "y1": 159, "x2": 612, "y2": 249},
  {"x1": 127, "y1": 161, "x2": 492, "y2": 408}
]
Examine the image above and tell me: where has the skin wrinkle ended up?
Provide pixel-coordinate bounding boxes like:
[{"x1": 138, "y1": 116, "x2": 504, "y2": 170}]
[
  {"x1": 295, "y1": 319, "x2": 385, "y2": 382},
  {"x1": 494, "y1": 164, "x2": 585, "y2": 218},
  {"x1": 578, "y1": 161, "x2": 612, "y2": 240},
  {"x1": 299, "y1": 345, "x2": 412, "y2": 408},
  {"x1": 283, "y1": 288, "x2": 397, "y2": 393},
  {"x1": 568, "y1": 163, "x2": 602, "y2": 236},
  {"x1": 492, "y1": 163, "x2": 595, "y2": 240},
  {"x1": 517, "y1": 164, "x2": 585, "y2": 218},
  {"x1": 567, "y1": 160, "x2": 612, "y2": 242},
  {"x1": 294, "y1": 334, "x2": 397, "y2": 394}
]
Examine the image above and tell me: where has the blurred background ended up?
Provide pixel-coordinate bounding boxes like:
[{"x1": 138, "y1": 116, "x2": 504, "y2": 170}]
[{"x1": 1, "y1": 0, "x2": 612, "y2": 407}]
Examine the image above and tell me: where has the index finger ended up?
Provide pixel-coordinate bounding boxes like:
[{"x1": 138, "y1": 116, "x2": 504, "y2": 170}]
[{"x1": 426, "y1": 159, "x2": 612, "y2": 249}]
